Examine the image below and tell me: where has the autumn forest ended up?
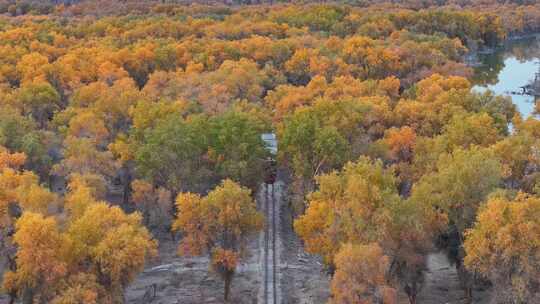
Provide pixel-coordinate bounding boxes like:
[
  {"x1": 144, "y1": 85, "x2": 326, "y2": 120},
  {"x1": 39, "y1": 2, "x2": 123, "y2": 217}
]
[{"x1": 1, "y1": 0, "x2": 540, "y2": 303}]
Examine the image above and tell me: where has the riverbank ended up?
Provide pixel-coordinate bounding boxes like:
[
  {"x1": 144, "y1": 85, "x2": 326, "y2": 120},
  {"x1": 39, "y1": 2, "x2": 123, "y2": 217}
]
[{"x1": 465, "y1": 32, "x2": 540, "y2": 67}]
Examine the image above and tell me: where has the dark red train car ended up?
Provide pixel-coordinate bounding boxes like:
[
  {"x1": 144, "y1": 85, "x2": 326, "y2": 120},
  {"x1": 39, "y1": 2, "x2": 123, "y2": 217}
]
[{"x1": 261, "y1": 133, "x2": 277, "y2": 185}]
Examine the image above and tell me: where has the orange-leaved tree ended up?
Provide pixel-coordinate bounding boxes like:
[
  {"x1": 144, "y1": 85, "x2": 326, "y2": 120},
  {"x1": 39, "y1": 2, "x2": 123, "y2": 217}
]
[
  {"x1": 172, "y1": 179, "x2": 264, "y2": 302},
  {"x1": 295, "y1": 156, "x2": 442, "y2": 304},
  {"x1": 464, "y1": 192, "x2": 540, "y2": 303},
  {"x1": 2, "y1": 177, "x2": 157, "y2": 304},
  {"x1": 294, "y1": 156, "x2": 401, "y2": 267},
  {"x1": 330, "y1": 243, "x2": 397, "y2": 304},
  {"x1": 0, "y1": 148, "x2": 59, "y2": 304}
]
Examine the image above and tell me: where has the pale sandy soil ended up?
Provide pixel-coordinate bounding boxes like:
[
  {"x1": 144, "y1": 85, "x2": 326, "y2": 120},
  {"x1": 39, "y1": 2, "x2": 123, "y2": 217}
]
[
  {"x1": 279, "y1": 190, "x2": 331, "y2": 304},
  {"x1": 417, "y1": 252, "x2": 492, "y2": 304},
  {"x1": 125, "y1": 236, "x2": 261, "y2": 304},
  {"x1": 0, "y1": 182, "x2": 494, "y2": 304}
]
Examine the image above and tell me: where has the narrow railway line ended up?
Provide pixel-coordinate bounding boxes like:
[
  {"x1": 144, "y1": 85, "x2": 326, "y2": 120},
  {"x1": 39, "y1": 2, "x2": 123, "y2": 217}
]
[
  {"x1": 260, "y1": 132, "x2": 279, "y2": 304},
  {"x1": 263, "y1": 183, "x2": 278, "y2": 304}
]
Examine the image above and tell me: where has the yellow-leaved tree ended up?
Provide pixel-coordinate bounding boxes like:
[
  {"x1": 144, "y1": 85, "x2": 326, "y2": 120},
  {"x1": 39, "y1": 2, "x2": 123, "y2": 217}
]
[
  {"x1": 173, "y1": 179, "x2": 264, "y2": 302},
  {"x1": 2, "y1": 177, "x2": 157, "y2": 304},
  {"x1": 295, "y1": 156, "x2": 443, "y2": 304},
  {"x1": 330, "y1": 243, "x2": 397, "y2": 304},
  {"x1": 464, "y1": 193, "x2": 540, "y2": 303}
]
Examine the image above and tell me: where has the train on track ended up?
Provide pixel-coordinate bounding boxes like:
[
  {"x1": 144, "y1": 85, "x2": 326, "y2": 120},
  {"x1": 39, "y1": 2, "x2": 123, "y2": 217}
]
[{"x1": 261, "y1": 133, "x2": 278, "y2": 185}]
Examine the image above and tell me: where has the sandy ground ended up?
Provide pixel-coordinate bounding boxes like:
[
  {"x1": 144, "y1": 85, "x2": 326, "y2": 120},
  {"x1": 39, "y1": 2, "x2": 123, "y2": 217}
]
[
  {"x1": 0, "y1": 180, "x2": 494, "y2": 304},
  {"x1": 0, "y1": 240, "x2": 494, "y2": 304},
  {"x1": 279, "y1": 231, "x2": 331, "y2": 304},
  {"x1": 124, "y1": 179, "x2": 333, "y2": 304},
  {"x1": 417, "y1": 252, "x2": 492, "y2": 304},
  {"x1": 125, "y1": 236, "x2": 261, "y2": 304},
  {"x1": 279, "y1": 186, "x2": 331, "y2": 304},
  {"x1": 272, "y1": 180, "x2": 494, "y2": 304}
]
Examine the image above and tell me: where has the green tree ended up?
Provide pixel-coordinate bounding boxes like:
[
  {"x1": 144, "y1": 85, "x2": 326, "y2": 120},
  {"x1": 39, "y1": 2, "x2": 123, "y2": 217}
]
[
  {"x1": 410, "y1": 147, "x2": 503, "y2": 302},
  {"x1": 17, "y1": 81, "x2": 61, "y2": 128},
  {"x1": 278, "y1": 99, "x2": 366, "y2": 209},
  {"x1": 208, "y1": 109, "x2": 270, "y2": 191},
  {"x1": 134, "y1": 114, "x2": 211, "y2": 193},
  {"x1": 0, "y1": 106, "x2": 52, "y2": 177}
]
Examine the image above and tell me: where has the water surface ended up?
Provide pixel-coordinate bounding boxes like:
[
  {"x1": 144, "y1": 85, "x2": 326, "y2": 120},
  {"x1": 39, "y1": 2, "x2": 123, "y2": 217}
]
[{"x1": 473, "y1": 35, "x2": 540, "y2": 117}]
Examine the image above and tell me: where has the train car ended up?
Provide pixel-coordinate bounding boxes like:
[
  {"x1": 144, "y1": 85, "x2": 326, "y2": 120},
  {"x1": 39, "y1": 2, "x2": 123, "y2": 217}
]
[{"x1": 261, "y1": 133, "x2": 277, "y2": 184}]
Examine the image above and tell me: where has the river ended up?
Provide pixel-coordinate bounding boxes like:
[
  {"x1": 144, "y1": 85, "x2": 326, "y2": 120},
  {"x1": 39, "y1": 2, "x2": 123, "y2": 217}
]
[{"x1": 473, "y1": 35, "x2": 540, "y2": 118}]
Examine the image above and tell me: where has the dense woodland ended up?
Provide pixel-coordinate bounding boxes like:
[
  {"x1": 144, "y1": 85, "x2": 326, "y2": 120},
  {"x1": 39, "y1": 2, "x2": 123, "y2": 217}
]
[{"x1": 1, "y1": 0, "x2": 540, "y2": 303}]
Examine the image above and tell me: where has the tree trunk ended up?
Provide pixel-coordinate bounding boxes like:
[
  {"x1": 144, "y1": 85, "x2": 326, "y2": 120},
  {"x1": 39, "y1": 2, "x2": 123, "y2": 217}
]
[
  {"x1": 405, "y1": 282, "x2": 418, "y2": 304},
  {"x1": 8, "y1": 293, "x2": 15, "y2": 304},
  {"x1": 407, "y1": 292, "x2": 417, "y2": 304},
  {"x1": 224, "y1": 272, "x2": 233, "y2": 302},
  {"x1": 456, "y1": 262, "x2": 473, "y2": 304},
  {"x1": 6, "y1": 247, "x2": 17, "y2": 304},
  {"x1": 170, "y1": 190, "x2": 179, "y2": 241},
  {"x1": 21, "y1": 287, "x2": 33, "y2": 304},
  {"x1": 464, "y1": 286, "x2": 472, "y2": 304},
  {"x1": 122, "y1": 165, "x2": 133, "y2": 208}
]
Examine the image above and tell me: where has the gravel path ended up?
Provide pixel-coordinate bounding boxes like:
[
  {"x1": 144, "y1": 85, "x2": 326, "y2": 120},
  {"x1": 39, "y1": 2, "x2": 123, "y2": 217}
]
[{"x1": 418, "y1": 251, "x2": 492, "y2": 304}]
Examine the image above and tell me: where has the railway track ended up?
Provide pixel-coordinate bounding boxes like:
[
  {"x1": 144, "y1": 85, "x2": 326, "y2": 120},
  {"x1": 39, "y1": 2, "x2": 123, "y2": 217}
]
[{"x1": 263, "y1": 183, "x2": 278, "y2": 304}]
